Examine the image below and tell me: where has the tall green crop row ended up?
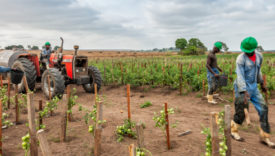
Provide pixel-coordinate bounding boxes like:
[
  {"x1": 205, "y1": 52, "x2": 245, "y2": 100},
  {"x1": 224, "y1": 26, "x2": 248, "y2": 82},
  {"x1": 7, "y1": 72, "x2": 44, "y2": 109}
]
[{"x1": 89, "y1": 53, "x2": 275, "y2": 94}]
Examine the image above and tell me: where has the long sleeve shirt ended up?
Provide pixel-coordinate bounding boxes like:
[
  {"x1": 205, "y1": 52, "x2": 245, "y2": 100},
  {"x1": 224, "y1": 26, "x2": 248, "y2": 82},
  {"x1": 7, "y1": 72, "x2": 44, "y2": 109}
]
[{"x1": 234, "y1": 52, "x2": 263, "y2": 94}]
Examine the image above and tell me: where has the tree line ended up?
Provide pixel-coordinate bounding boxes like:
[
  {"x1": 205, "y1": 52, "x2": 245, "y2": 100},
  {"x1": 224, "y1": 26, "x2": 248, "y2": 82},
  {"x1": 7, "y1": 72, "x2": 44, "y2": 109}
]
[{"x1": 2, "y1": 45, "x2": 60, "y2": 50}]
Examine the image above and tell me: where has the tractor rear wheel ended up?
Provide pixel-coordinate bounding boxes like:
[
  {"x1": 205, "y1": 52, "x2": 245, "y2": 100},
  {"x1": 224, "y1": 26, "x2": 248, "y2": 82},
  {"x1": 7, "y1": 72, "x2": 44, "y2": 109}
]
[
  {"x1": 42, "y1": 68, "x2": 65, "y2": 99},
  {"x1": 12, "y1": 58, "x2": 37, "y2": 93},
  {"x1": 82, "y1": 66, "x2": 102, "y2": 93}
]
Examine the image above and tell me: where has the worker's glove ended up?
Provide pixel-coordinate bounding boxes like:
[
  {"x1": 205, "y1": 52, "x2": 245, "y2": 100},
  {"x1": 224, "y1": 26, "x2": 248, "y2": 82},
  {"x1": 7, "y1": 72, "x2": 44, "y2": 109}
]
[{"x1": 261, "y1": 83, "x2": 268, "y2": 93}]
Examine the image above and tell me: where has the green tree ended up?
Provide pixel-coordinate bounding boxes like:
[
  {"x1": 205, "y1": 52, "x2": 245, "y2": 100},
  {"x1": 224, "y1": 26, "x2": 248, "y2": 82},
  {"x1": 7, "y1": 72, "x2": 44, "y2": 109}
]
[
  {"x1": 31, "y1": 46, "x2": 39, "y2": 50},
  {"x1": 220, "y1": 42, "x2": 229, "y2": 52},
  {"x1": 175, "y1": 38, "x2": 187, "y2": 51},
  {"x1": 188, "y1": 38, "x2": 207, "y2": 51},
  {"x1": 54, "y1": 46, "x2": 60, "y2": 51},
  {"x1": 5, "y1": 45, "x2": 24, "y2": 50},
  {"x1": 256, "y1": 45, "x2": 264, "y2": 52}
]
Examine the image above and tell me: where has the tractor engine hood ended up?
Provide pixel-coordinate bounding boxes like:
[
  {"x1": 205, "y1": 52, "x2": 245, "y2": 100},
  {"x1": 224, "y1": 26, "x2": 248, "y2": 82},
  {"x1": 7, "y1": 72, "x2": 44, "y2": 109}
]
[{"x1": 0, "y1": 50, "x2": 27, "y2": 67}]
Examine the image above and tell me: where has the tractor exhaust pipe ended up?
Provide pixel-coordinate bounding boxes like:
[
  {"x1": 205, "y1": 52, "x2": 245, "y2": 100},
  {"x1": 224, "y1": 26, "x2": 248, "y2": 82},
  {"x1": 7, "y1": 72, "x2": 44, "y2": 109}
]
[{"x1": 74, "y1": 45, "x2": 79, "y2": 56}]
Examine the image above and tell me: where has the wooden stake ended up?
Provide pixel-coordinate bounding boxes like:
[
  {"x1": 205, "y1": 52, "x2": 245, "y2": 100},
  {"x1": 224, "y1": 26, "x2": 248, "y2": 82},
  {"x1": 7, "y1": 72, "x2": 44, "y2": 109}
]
[
  {"x1": 94, "y1": 128, "x2": 102, "y2": 156},
  {"x1": 47, "y1": 75, "x2": 51, "y2": 100},
  {"x1": 15, "y1": 84, "x2": 19, "y2": 124},
  {"x1": 103, "y1": 64, "x2": 106, "y2": 85},
  {"x1": 127, "y1": 84, "x2": 131, "y2": 120},
  {"x1": 164, "y1": 103, "x2": 171, "y2": 150},
  {"x1": 37, "y1": 129, "x2": 53, "y2": 156},
  {"x1": 136, "y1": 123, "x2": 145, "y2": 148},
  {"x1": 263, "y1": 75, "x2": 268, "y2": 103},
  {"x1": 232, "y1": 90, "x2": 235, "y2": 104},
  {"x1": 39, "y1": 100, "x2": 43, "y2": 129},
  {"x1": 179, "y1": 64, "x2": 183, "y2": 95},
  {"x1": 0, "y1": 75, "x2": 2, "y2": 87},
  {"x1": 47, "y1": 75, "x2": 53, "y2": 116},
  {"x1": 23, "y1": 75, "x2": 29, "y2": 93},
  {"x1": 94, "y1": 83, "x2": 98, "y2": 104},
  {"x1": 128, "y1": 144, "x2": 135, "y2": 156},
  {"x1": 203, "y1": 80, "x2": 205, "y2": 96},
  {"x1": 0, "y1": 100, "x2": 2, "y2": 155},
  {"x1": 27, "y1": 93, "x2": 38, "y2": 156},
  {"x1": 60, "y1": 94, "x2": 68, "y2": 142},
  {"x1": 94, "y1": 95, "x2": 103, "y2": 156},
  {"x1": 96, "y1": 101, "x2": 103, "y2": 129},
  {"x1": 67, "y1": 85, "x2": 72, "y2": 121},
  {"x1": 210, "y1": 112, "x2": 219, "y2": 156},
  {"x1": 224, "y1": 105, "x2": 231, "y2": 156},
  {"x1": 120, "y1": 63, "x2": 124, "y2": 84},
  {"x1": 7, "y1": 75, "x2": 11, "y2": 109}
]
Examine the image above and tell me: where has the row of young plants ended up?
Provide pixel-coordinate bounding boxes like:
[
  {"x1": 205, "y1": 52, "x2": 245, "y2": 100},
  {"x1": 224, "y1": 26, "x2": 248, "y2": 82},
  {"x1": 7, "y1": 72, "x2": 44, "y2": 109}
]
[
  {"x1": 201, "y1": 111, "x2": 227, "y2": 156},
  {"x1": 90, "y1": 53, "x2": 275, "y2": 95},
  {"x1": 20, "y1": 87, "x2": 81, "y2": 156},
  {"x1": 114, "y1": 102, "x2": 176, "y2": 156}
]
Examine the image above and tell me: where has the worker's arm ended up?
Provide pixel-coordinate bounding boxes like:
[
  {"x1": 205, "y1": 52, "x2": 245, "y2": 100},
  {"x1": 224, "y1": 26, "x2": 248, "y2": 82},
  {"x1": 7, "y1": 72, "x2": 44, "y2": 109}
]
[
  {"x1": 0, "y1": 66, "x2": 11, "y2": 73},
  {"x1": 217, "y1": 66, "x2": 223, "y2": 73},
  {"x1": 206, "y1": 55, "x2": 219, "y2": 77},
  {"x1": 235, "y1": 55, "x2": 247, "y2": 92},
  {"x1": 236, "y1": 55, "x2": 250, "y2": 103}
]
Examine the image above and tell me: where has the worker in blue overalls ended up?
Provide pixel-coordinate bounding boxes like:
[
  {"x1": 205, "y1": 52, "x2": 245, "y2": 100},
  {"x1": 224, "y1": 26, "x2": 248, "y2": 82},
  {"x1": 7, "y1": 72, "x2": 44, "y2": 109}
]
[{"x1": 231, "y1": 37, "x2": 275, "y2": 148}]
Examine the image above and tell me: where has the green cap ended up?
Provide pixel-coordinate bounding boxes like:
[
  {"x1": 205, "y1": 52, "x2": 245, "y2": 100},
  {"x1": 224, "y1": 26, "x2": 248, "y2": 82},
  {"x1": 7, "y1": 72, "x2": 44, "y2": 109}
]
[
  {"x1": 45, "y1": 42, "x2": 51, "y2": 46},
  {"x1": 214, "y1": 42, "x2": 222, "y2": 50},
  {"x1": 240, "y1": 37, "x2": 258, "y2": 53}
]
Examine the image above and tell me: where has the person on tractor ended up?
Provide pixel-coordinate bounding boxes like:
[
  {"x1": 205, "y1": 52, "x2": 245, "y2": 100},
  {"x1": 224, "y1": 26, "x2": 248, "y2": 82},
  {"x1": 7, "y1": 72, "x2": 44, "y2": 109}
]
[
  {"x1": 231, "y1": 37, "x2": 275, "y2": 148},
  {"x1": 41, "y1": 42, "x2": 53, "y2": 69},
  {"x1": 206, "y1": 41, "x2": 223, "y2": 104}
]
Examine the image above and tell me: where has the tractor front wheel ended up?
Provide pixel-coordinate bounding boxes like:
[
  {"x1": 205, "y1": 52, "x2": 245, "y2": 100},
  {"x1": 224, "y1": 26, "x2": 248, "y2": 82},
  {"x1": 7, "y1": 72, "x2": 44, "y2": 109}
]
[
  {"x1": 82, "y1": 66, "x2": 102, "y2": 93},
  {"x1": 41, "y1": 68, "x2": 65, "y2": 99}
]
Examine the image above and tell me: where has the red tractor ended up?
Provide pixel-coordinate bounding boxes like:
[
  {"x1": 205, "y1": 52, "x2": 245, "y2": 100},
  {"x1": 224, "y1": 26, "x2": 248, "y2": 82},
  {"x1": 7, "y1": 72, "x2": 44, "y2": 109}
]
[{"x1": 0, "y1": 38, "x2": 102, "y2": 98}]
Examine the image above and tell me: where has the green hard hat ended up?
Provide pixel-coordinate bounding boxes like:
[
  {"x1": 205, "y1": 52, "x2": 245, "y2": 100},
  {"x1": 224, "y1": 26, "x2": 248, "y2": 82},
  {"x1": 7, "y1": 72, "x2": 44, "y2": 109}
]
[
  {"x1": 214, "y1": 42, "x2": 222, "y2": 50},
  {"x1": 240, "y1": 37, "x2": 258, "y2": 53},
  {"x1": 45, "y1": 42, "x2": 51, "y2": 46}
]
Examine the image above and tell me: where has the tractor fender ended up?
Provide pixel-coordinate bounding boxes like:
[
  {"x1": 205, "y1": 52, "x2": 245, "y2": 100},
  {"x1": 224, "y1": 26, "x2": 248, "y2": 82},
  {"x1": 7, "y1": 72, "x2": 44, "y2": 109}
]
[{"x1": 0, "y1": 50, "x2": 27, "y2": 67}]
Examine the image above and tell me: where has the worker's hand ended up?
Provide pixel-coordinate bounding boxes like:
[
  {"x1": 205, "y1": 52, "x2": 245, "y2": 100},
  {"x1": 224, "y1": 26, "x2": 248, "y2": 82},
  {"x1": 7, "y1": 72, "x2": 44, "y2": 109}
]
[
  {"x1": 214, "y1": 74, "x2": 220, "y2": 78},
  {"x1": 243, "y1": 91, "x2": 250, "y2": 104},
  {"x1": 261, "y1": 83, "x2": 267, "y2": 93}
]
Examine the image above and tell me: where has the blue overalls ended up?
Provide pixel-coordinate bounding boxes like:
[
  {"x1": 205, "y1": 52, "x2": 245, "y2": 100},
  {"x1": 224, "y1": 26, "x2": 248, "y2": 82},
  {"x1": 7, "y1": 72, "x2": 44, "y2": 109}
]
[
  {"x1": 207, "y1": 68, "x2": 219, "y2": 95},
  {"x1": 41, "y1": 48, "x2": 52, "y2": 60},
  {"x1": 233, "y1": 52, "x2": 270, "y2": 133}
]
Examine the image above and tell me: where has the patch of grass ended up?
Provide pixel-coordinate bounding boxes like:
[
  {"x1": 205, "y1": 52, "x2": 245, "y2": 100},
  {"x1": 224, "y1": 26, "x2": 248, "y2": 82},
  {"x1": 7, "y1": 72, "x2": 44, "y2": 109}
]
[{"x1": 140, "y1": 101, "x2": 152, "y2": 108}]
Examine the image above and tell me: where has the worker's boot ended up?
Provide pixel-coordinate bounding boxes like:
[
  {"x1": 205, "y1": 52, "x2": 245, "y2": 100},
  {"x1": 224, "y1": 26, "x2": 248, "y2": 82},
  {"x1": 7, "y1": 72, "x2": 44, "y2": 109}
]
[
  {"x1": 207, "y1": 95, "x2": 217, "y2": 104},
  {"x1": 231, "y1": 120, "x2": 244, "y2": 141},
  {"x1": 259, "y1": 128, "x2": 275, "y2": 148}
]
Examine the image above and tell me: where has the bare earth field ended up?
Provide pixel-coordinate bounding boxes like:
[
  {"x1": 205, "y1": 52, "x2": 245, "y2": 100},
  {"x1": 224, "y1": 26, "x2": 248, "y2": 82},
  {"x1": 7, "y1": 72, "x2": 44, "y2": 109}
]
[
  {"x1": 27, "y1": 50, "x2": 177, "y2": 59},
  {"x1": 2, "y1": 85, "x2": 275, "y2": 156}
]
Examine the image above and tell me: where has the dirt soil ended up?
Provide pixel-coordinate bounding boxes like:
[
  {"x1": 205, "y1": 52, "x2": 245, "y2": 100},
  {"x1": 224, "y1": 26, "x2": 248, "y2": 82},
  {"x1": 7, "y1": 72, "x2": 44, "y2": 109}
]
[
  {"x1": 26, "y1": 50, "x2": 177, "y2": 59},
  {"x1": 2, "y1": 85, "x2": 275, "y2": 156}
]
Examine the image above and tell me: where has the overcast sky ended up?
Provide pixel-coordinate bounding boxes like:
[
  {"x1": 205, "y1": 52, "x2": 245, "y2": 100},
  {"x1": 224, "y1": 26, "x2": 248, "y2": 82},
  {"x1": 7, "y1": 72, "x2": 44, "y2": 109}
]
[{"x1": 0, "y1": 0, "x2": 275, "y2": 50}]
